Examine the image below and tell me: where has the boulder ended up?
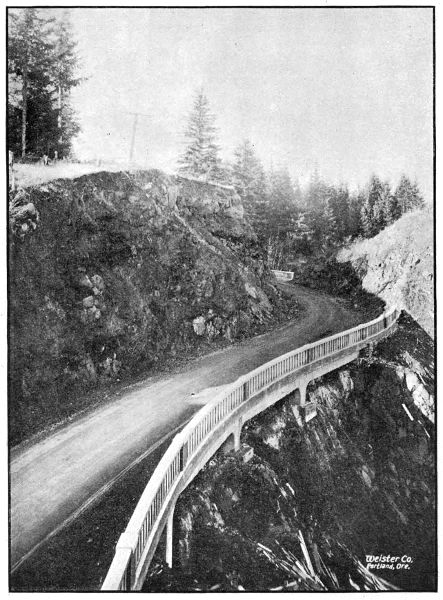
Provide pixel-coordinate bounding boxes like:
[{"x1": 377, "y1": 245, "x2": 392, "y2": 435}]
[
  {"x1": 91, "y1": 274, "x2": 105, "y2": 291},
  {"x1": 79, "y1": 274, "x2": 92, "y2": 289},
  {"x1": 244, "y1": 282, "x2": 258, "y2": 299},
  {"x1": 193, "y1": 316, "x2": 206, "y2": 336},
  {"x1": 82, "y1": 295, "x2": 95, "y2": 309}
]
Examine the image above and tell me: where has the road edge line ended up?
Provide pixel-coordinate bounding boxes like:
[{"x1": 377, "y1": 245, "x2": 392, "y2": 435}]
[{"x1": 11, "y1": 418, "x2": 190, "y2": 574}]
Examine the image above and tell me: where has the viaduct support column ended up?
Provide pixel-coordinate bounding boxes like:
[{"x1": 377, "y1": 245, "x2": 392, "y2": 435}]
[
  {"x1": 299, "y1": 382, "x2": 307, "y2": 407},
  {"x1": 233, "y1": 422, "x2": 241, "y2": 451},
  {"x1": 221, "y1": 422, "x2": 242, "y2": 454},
  {"x1": 165, "y1": 504, "x2": 175, "y2": 568},
  {"x1": 289, "y1": 380, "x2": 309, "y2": 426}
]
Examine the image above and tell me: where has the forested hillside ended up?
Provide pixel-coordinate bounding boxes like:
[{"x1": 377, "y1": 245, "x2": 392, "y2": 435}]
[{"x1": 177, "y1": 90, "x2": 426, "y2": 273}]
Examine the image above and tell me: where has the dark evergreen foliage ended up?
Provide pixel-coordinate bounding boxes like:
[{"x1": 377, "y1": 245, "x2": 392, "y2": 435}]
[
  {"x1": 176, "y1": 100, "x2": 425, "y2": 264},
  {"x1": 8, "y1": 8, "x2": 81, "y2": 159}
]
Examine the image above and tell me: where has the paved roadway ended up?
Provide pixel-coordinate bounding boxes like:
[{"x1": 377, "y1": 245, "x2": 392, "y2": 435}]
[{"x1": 10, "y1": 284, "x2": 367, "y2": 569}]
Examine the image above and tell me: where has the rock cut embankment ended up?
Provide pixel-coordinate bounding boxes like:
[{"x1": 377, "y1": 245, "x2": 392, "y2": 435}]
[
  {"x1": 9, "y1": 170, "x2": 299, "y2": 445},
  {"x1": 337, "y1": 208, "x2": 433, "y2": 337}
]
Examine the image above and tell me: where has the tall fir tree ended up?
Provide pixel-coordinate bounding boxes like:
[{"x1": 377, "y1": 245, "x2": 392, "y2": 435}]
[
  {"x1": 361, "y1": 174, "x2": 384, "y2": 237},
  {"x1": 8, "y1": 8, "x2": 80, "y2": 158},
  {"x1": 268, "y1": 167, "x2": 297, "y2": 237},
  {"x1": 347, "y1": 191, "x2": 364, "y2": 238},
  {"x1": 394, "y1": 175, "x2": 425, "y2": 214},
  {"x1": 379, "y1": 182, "x2": 400, "y2": 226},
  {"x1": 305, "y1": 168, "x2": 329, "y2": 213},
  {"x1": 290, "y1": 212, "x2": 313, "y2": 254},
  {"x1": 51, "y1": 11, "x2": 81, "y2": 157},
  {"x1": 231, "y1": 140, "x2": 266, "y2": 196},
  {"x1": 178, "y1": 90, "x2": 223, "y2": 181},
  {"x1": 329, "y1": 184, "x2": 351, "y2": 239},
  {"x1": 231, "y1": 140, "x2": 268, "y2": 233},
  {"x1": 322, "y1": 198, "x2": 337, "y2": 247},
  {"x1": 8, "y1": 8, "x2": 55, "y2": 156}
]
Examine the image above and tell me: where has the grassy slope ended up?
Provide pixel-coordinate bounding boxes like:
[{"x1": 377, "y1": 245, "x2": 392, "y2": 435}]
[{"x1": 12, "y1": 161, "x2": 136, "y2": 188}]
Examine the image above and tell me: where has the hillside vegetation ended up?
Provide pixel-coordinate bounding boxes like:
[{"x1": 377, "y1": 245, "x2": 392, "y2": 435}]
[
  {"x1": 9, "y1": 170, "x2": 299, "y2": 445},
  {"x1": 338, "y1": 207, "x2": 433, "y2": 337}
]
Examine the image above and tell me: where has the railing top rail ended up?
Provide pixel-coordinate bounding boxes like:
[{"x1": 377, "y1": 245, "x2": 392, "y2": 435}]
[{"x1": 103, "y1": 304, "x2": 399, "y2": 589}]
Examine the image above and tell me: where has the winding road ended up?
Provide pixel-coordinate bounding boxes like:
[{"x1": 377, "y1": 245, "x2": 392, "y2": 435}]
[{"x1": 10, "y1": 283, "x2": 368, "y2": 570}]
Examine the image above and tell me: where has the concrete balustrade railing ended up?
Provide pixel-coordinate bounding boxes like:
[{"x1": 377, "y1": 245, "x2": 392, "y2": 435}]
[
  {"x1": 271, "y1": 269, "x2": 294, "y2": 281},
  {"x1": 102, "y1": 306, "x2": 399, "y2": 590}
]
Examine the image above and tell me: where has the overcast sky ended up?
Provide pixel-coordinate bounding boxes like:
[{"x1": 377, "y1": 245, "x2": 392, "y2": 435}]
[{"x1": 69, "y1": 7, "x2": 433, "y2": 200}]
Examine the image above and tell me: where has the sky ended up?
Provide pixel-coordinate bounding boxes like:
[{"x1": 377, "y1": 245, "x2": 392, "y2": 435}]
[{"x1": 68, "y1": 7, "x2": 433, "y2": 200}]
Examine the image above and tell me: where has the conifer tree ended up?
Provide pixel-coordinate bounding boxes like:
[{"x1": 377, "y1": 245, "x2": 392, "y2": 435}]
[
  {"x1": 268, "y1": 167, "x2": 297, "y2": 237},
  {"x1": 291, "y1": 211, "x2": 313, "y2": 254},
  {"x1": 8, "y1": 8, "x2": 80, "y2": 157},
  {"x1": 380, "y1": 182, "x2": 400, "y2": 226},
  {"x1": 394, "y1": 175, "x2": 425, "y2": 214},
  {"x1": 360, "y1": 196, "x2": 373, "y2": 238},
  {"x1": 361, "y1": 175, "x2": 384, "y2": 237},
  {"x1": 322, "y1": 198, "x2": 337, "y2": 246},
  {"x1": 329, "y1": 185, "x2": 351, "y2": 240},
  {"x1": 305, "y1": 168, "x2": 329, "y2": 213},
  {"x1": 347, "y1": 191, "x2": 364, "y2": 238},
  {"x1": 8, "y1": 8, "x2": 55, "y2": 156},
  {"x1": 231, "y1": 140, "x2": 268, "y2": 233},
  {"x1": 178, "y1": 90, "x2": 223, "y2": 181},
  {"x1": 51, "y1": 11, "x2": 81, "y2": 157}
]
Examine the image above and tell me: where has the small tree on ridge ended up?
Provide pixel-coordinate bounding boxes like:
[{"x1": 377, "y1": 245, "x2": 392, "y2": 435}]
[{"x1": 178, "y1": 90, "x2": 223, "y2": 181}]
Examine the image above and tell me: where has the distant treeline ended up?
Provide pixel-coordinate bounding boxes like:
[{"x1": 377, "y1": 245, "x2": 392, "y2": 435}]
[
  {"x1": 178, "y1": 90, "x2": 425, "y2": 267},
  {"x1": 8, "y1": 8, "x2": 80, "y2": 159}
]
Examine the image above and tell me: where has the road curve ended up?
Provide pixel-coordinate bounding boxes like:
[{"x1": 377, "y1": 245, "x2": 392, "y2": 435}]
[{"x1": 10, "y1": 284, "x2": 368, "y2": 568}]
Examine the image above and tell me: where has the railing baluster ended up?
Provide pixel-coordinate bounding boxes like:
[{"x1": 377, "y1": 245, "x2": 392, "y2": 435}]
[{"x1": 103, "y1": 307, "x2": 398, "y2": 591}]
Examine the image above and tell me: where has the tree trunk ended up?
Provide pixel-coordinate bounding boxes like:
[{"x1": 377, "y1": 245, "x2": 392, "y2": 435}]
[
  {"x1": 57, "y1": 84, "x2": 63, "y2": 157},
  {"x1": 21, "y1": 63, "x2": 28, "y2": 158}
]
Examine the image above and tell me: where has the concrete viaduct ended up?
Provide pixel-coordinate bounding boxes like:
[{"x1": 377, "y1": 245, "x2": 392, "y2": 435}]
[{"x1": 102, "y1": 305, "x2": 399, "y2": 590}]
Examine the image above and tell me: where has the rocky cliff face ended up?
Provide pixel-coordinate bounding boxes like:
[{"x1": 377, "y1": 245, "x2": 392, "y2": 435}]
[
  {"x1": 337, "y1": 208, "x2": 434, "y2": 337},
  {"x1": 146, "y1": 313, "x2": 435, "y2": 592},
  {"x1": 9, "y1": 170, "x2": 299, "y2": 445}
]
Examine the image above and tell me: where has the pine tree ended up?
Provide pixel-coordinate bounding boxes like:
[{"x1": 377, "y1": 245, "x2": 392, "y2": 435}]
[
  {"x1": 360, "y1": 196, "x2": 373, "y2": 238},
  {"x1": 329, "y1": 184, "x2": 351, "y2": 240},
  {"x1": 231, "y1": 140, "x2": 266, "y2": 195},
  {"x1": 51, "y1": 11, "x2": 81, "y2": 157},
  {"x1": 361, "y1": 175, "x2": 385, "y2": 237},
  {"x1": 290, "y1": 212, "x2": 313, "y2": 254},
  {"x1": 394, "y1": 175, "x2": 425, "y2": 214},
  {"x1": 268, "y1": 167, "x2": 297, "y2": 237},
  {"x1": 8, "y1": 8, "x2": 80, "y2": 158},
  {"x1": 231, "y1": 140, "x2": 268, "y2": 234},
  {"x1": 379, "y1": 182, "x2": 400, "y2": 226},
  {"x1": 347, "y1": 191, "x2": 364, "y2": 238},
  {"x1": 178, "y1": 90, "x2": 223, "y2": 181},
  {"x1": 322, "y1": 198, "x2": 337, "y2": 246},
  {"x1": 8, "y1": 8, "x2": 55, "y2": 156},
  {"x1": 305, "y1": 168, "x2": 329, "y2": 213}
]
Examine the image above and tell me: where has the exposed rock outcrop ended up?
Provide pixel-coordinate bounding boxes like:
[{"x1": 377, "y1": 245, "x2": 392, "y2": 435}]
[
  {"x1": 338, "y1": 208, "x2": 433, "y2": 336},
  {"x1": 9, "y1": 170, "x2": 300, "y2": 445}
]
